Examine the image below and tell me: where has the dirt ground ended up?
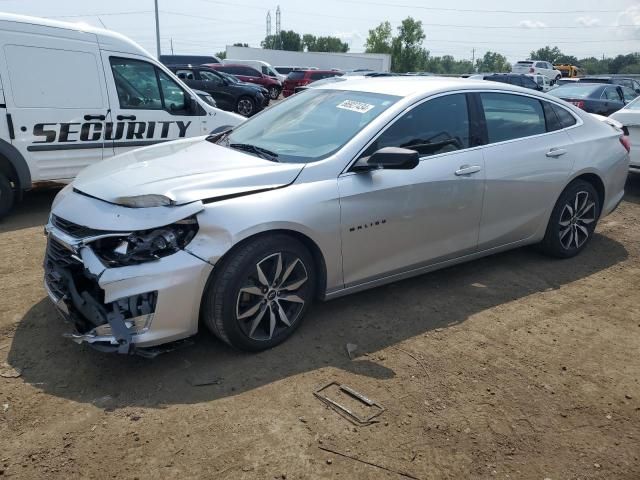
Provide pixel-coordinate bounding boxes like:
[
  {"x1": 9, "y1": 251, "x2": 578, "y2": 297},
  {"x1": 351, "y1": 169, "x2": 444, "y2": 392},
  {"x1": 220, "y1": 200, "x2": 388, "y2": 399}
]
[{"x1": 1, "y1": 175, "x2": 639, "y2": 480}]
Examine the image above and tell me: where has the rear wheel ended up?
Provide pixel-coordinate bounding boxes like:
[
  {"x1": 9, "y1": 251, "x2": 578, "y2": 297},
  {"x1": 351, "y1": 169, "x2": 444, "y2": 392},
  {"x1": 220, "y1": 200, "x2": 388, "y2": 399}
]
[
  {"x1": 201, "y1": 234, "x2": 316, "y2": 351},
  {"x1": 539, "y1": 180, "x2": 600, "y2": 258},
  {"x1": 0, "y1": 173, "x2": 14, "y2": 219},
  {"x1": 236, "y1": 96, "x2": 255, "y2": 117}
]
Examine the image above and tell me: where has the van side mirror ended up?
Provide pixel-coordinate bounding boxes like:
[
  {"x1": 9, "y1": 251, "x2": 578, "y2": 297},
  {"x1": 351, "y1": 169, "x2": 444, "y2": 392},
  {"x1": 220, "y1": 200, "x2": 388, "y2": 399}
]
[
  {"x1": 189, "y1": 96, "x2": 199, "y2": 113},
  {"x1": 352, "y1": 147, "x2": 419, "y2": 172}
]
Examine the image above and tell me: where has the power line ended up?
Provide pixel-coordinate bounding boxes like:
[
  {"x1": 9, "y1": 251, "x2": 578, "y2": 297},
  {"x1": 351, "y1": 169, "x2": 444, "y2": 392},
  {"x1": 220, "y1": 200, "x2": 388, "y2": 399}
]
[{"x1": 49, "y1": 10, "x2": 152, "y2": 18}]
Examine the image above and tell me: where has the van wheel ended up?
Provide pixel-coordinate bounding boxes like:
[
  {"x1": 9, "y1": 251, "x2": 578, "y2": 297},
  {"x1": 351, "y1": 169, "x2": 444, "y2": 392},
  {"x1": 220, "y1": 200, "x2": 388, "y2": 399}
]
[
  {"x1": 268, "y1": 86, "x2": 280, "y2": 100},
  {"x1": 538, "y1": 180, "x2": 600, "y2": 258},
  {"x1": 236, "y1": 96, "x2": 255, "y2": 117},
  {"x1": 201, "y1": 234, "x2": 316, "y2": 351},
  {"x1": 0, "y1": 173, "x2": 14, "y2": 219}
]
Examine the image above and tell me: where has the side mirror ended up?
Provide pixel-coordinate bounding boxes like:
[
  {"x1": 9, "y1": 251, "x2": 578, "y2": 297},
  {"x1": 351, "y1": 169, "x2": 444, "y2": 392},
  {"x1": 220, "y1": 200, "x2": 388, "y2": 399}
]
[
  {"x1": 189, "y1": 96, "x2": 199, "y2": 113},
  {"x1": 352, "y1": 147, "x2": 419, "y2": 172},
  {"x1": 636, "y1": 88, "x2": 640, "y2": 94}
]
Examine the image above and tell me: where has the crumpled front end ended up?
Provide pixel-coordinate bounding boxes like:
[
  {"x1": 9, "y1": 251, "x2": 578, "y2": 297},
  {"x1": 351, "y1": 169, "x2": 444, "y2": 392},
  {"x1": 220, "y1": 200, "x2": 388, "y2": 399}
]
[{"x1": 43, "y1": 192, "x2": 213, "y2": 354}]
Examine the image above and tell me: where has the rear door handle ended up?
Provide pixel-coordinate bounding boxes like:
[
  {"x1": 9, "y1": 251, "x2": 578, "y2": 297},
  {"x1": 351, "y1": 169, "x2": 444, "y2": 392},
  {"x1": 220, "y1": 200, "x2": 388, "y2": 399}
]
[
  {"x1": 455, "y1": 165, "x2": 482, "y2": 176},
  {"x1": 117, "y1": 114, "x2": 136, "y2": 121},
  {"x1": 546, "y1": 148, "x2": 567, "y2": 158},
  {"x1": 84, "y1": 114, "x2": 106, "y2": 121}
]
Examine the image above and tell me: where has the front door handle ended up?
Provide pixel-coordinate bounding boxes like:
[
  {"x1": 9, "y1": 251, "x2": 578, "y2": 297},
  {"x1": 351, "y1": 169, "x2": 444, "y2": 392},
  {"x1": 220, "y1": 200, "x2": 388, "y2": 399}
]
[
  {"x1": 84, "y1": 114, "x2": 106, "y2": 121},
  {"x1": 117, "y1": 114, "x2": 137, "y2": 121},
  {"x1": 455, "y1": 165, "x2": 482, "y2": 176},
  {"x1": 546, "y1": 148, "x2": 567, "y2": 158}
]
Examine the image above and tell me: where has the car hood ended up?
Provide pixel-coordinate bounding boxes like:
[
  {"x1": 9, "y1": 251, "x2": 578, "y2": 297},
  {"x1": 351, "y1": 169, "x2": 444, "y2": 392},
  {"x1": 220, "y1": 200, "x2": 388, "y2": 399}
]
[{"x1": 73, "y1": 136, "x2": 305, "y2": 206}]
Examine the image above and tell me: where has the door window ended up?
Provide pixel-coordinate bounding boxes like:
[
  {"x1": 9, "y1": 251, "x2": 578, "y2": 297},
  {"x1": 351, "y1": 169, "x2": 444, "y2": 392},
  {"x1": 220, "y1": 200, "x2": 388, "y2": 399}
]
[
  {"x1": 601, "y1": 87, "x2": 621, "y2": 101},
  {"x1": 362, "y1": 93, "x2": 470, "y2": 158},
  {"x1": 110, "y1": 58, "x2": 162, "y2": 110},
  {"x1": 240, "y1": 66, "x2": 260, "y2": 77},
  {"x1": 621, "y1": 86, "x2": 639, "y2": 102},
  {"x1": 479, "y1": 93, "x2": 546, "y2": 143},
  {"x1": 199, "y1": 70, "x2": 223, "y2": 85},
  {"x1": 110, "y1": 58, "x2": 189, "y2": 113},
  {"x1": 175, "y1": 69, "x2": 195, "y2": 80}
]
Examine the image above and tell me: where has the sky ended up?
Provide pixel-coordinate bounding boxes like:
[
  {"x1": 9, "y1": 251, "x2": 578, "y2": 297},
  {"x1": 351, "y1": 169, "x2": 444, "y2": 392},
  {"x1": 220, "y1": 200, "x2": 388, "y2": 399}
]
[{"x1": 1, "y1": 0, "x2": 639, "y2": 63}]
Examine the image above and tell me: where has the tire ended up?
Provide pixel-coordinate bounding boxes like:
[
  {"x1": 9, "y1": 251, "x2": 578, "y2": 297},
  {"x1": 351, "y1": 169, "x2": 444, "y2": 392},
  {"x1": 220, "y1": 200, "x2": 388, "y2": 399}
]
[
  {"x1": 236, "y1": 96, "x2": 255, "y2": 117},
  {"x1": 201, "y1": 234, "x2": 316, "y2": 351},
  {"x1": 538, "y1": 179, "x2": 600, "y2": 258},
  {"x1": 0, "y1": 173, "x2": 14, "y2": 220},
  {"x1": 268, "y1": 86, "x2": 280, "y2": 100}
]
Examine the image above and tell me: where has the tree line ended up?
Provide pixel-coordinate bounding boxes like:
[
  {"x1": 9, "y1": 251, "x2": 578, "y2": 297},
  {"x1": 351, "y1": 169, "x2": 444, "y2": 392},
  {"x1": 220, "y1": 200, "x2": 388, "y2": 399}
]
[{"x1": 219, "y1": 17, "x2": 640, "y2": 75}]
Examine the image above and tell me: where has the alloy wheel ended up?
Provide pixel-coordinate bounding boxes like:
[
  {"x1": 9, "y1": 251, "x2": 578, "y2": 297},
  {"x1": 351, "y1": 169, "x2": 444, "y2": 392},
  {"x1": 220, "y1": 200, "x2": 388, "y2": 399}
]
[
  {"x1": 558, "y1": 190, "x2": 596, "y2": 250},
  {"x1": 235, "y1": 252, "x2": 308, "y2": 341},
  {"x1": 237, "y1": 99, "x2": 254, "y2": 116},
  {"x1": 268, "y1": 86, "x2": 279, "y2": 100}
]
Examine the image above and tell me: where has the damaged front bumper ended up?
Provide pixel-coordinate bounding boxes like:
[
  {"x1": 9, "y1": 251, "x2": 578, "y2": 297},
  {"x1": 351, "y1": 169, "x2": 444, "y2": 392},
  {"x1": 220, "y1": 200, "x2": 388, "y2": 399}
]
[{"x1": 43, "y1": 219, "x2": 213, "y2": 354}]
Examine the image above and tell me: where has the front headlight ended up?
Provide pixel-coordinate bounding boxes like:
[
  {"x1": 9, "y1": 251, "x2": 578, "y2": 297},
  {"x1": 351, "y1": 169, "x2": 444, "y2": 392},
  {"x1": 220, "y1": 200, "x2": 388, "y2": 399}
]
[{"x1": 90, "y1": 216, "x2": 198, "y2": 267}]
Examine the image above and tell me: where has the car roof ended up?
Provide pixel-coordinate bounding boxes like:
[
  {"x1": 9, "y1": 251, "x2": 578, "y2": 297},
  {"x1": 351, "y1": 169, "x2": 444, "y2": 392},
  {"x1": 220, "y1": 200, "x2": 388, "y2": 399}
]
[
  {"x1": 314, "y1": 76, "x2": 542, "y2": 98},
  {"x1": 0, "y1": 13, "x2": 151, "y2": 58}
]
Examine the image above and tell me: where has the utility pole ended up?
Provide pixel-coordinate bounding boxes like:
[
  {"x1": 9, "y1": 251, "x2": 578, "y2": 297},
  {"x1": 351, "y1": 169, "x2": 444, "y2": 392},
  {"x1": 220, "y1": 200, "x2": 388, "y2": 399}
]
[
  {"x1": 154, "y1": 0, "x2": 161, "y2": 58},
  {"x1": 471, "y1": 48, "x2": 475, "y2": 71},
  {"x1": 170, "y1": 37, "x2": 174, "y2": 55},
  {"x1": 275, "y1": 5, "x2": 281, "y2": 50}
]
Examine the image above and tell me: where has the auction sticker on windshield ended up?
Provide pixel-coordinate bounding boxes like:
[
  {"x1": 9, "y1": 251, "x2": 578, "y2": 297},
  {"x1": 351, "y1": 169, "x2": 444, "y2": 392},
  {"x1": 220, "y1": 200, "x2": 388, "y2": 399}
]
[{"x1": 337, "y1": 100, "x2": 375, "y2": 113}]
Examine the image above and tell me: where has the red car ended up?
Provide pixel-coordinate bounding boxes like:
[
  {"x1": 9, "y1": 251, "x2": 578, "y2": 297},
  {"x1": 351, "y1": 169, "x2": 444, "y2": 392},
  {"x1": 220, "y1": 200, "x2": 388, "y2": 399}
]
[
  {"x1": 205, "y1": 63, "x2": 282, "y2": 99},
  {"x1": 282, "y1": 70, "x2": 343, "y2": 97}
]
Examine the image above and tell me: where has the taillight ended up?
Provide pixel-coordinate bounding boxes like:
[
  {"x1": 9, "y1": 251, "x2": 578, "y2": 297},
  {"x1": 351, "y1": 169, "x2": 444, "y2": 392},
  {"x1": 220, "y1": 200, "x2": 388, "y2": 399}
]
[
  {"x1": 620, "y1": 135, "x2": 631, "y2": 153},
  {"x1": 529, "y1": 67, "x2": 534, "y2": 73}
]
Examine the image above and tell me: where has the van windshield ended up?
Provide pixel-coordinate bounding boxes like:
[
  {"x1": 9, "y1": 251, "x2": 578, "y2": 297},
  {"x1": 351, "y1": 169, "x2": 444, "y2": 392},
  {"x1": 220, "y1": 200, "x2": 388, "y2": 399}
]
[{"x1": 218, "y1": 89, "x2": 400, "y2": 163}]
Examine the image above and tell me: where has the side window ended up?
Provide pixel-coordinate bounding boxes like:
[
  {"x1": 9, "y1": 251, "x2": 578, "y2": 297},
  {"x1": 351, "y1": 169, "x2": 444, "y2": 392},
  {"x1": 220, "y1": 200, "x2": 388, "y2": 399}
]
[
  {"x1": 199, "y1": 70, "x2": 223, "y2": 85},
  {"x1": 158, "y1": 70, "x2": 189, "y2": 113},
  {"x1": 601, "y1": 87, "x2": 621, "y2": 101},
  {"x1": 261, "y1": 66, "x2": 269, "y2": 75},
  {"x1": 542, "y1": 102, "x2": 562, "y2": 132},
  {"x1": 310, "y1": 72, "x2": 325, "y2": 80},
  {"x1": 480, "y1": 93, "x2": 546, "y2": 143},
  {"x1": 241, "y1": 67, "x2": 260, "y2": 77},
  {"x1": 362, "y1": 94, "x2": 470, "y2": 158},
  {"x1": 110, "y1": 58, "x2": 162, "y2": 110},
  {"x1": 175, "y1": 69, "x2": 195, "y2": 81},
  {"x1": 621, "y1": 86, "x2": 639, "y2": 102},
  {"x1": 552, "y1": 104, "x2": 577, "y2": 128}
]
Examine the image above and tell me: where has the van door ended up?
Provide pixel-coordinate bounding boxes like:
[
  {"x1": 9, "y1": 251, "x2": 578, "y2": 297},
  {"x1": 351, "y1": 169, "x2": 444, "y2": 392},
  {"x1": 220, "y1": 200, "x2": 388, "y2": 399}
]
[
  {"x1": 101, "y1": 53, "x2": 208, "y2": 158},
  {"x1": 0, "y1": 38, "x2": 110, "y2": 182}
]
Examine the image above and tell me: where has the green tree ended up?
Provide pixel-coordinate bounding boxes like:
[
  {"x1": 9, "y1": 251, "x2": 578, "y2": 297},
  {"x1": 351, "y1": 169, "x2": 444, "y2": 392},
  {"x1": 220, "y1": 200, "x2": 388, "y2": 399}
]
[
  {"x1": 215, "y1": 51, "x2": 226, "y2": 60},
  {"x1": 529, "y1": 46, "x2": 564, "y2": 63},
  {"x1": 619, "y1": 63, "x2": 640, "y2": 74},
  {"x1": 391, "y1": 17, "x2": 428, "y2": 72},
  {"x1": 365, "y1": 21, "x2": 393, "y2": 54},
  {"x1": 303, "y1": 34, "x2": 349, "y2": 53},
  {"x1": 475, "y1": 51, "x2": 510, "y2": 73},
  {"x1": 578, "y1": 56, "x2": 608, "y2": 75},
  {"x1": 233, "y1": 42, "x2": 249, "y2": 47},
  {"x1": 302, "y1": 34, "x2": 317, "y2": 51},
  {"x1": 261, "y1": 30, "x2": 302, "y2": 51}
]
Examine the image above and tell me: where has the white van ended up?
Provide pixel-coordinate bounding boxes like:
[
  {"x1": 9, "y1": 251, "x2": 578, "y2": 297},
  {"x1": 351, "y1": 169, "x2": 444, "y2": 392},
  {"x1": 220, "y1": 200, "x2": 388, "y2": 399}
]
[
  {"x1": 223, "y1": 59, "x2": 284, "y2": 82},
  {"x1": 0, "y1": 14, "x2": 244, "y2": 218}
]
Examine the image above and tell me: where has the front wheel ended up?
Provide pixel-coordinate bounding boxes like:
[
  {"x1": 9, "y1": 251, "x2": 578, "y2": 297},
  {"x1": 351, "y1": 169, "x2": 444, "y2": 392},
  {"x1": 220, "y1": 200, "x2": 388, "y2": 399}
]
[
  {"x1": 268, "y1": 86, "x2": 280, "y2": 100},
  {"x1": 538, "y1": 180, "x2": 600, "y2": 258},
  {"x1": 201, "y1": 235, "x2": 316, "y2": 351},
  {"x1": 236, "y1": 96, "x2": 255, "y2": 117}
]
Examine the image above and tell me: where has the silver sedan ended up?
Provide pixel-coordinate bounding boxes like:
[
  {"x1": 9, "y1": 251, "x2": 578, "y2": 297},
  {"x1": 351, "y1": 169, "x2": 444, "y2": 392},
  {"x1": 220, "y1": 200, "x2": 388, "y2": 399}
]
[{"x1": 44, "y1": 77, "x2": 629, "y2": 353}]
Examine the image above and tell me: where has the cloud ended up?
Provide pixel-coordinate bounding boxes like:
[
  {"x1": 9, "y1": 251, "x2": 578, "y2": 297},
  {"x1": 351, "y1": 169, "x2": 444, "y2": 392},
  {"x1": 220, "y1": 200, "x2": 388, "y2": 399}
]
[
  {"x1": 518, "y1": 20, "x2": 547, "y2": 29},
  {"x1": 332, "y1": 31, "x2": 363, "y2": 46},
  {"x1": 615, "y1": 5, "x2": 640, "y2": 38},
  {"x1": 575, "y1": 16, "x2": 601, "y2": 27}
]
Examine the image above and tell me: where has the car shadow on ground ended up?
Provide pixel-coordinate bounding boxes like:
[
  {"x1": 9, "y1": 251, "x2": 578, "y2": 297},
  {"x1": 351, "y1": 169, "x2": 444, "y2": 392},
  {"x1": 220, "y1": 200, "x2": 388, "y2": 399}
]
[
  {"x1": 7, "y1": 230, "x2": 628, "y2": 409},
  {"x1": 624, "y1": 172, "x2": 640, "y2": 205},
  {"x1": 0, "y1": 188, "x2": 59, "y2": 233}
]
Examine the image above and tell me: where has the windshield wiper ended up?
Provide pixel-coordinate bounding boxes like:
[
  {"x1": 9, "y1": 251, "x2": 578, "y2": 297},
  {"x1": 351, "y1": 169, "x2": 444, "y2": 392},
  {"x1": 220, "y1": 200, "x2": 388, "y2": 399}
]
[{"x1": 229, "y1": 143, "x2": 279, "y2": 162}]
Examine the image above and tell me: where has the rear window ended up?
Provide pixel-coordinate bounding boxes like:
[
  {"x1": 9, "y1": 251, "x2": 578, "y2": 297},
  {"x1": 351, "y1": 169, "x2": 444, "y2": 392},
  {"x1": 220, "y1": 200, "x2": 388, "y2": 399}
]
[
  {"x1": 516, "y1": 61, "x2": 533, "y2": 65},
  {"x1": 276, "y1": 67, "x2": 293, "y2": 74},
  {"x1": 549, "y1": 84, "x2": 602, "y2": 99},
  {"x1": 287, "y1": 71, "x2": 306, "y2": 80}
]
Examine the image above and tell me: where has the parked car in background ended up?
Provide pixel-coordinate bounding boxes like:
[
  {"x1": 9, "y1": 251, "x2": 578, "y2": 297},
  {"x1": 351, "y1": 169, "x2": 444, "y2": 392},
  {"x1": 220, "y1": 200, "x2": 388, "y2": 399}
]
[
  {"x1": 44, "y1": 77, "x2": 628, "y2": 354},
  {"x1": 274, "y1": 66, "x2": 302, "y2": 76},
  {"x1": 610, "y1": 96, "x2": 640, "y2": 172},
  {"x1": 512, "y1": 60, "x2": 562, "y2": 83},
  {"x1": 483, "y1": 73, "x2": 542, "y2": 91},
  {"x1": 168, "y1": 65, "x2": 268, "y2": 117},
  {"x1": 528, "y1": 74, "x2": 552, "y2": 92},
  {"x1": 160, "y1": 54, "x2": 222, "y2": 66},
  {"x1": 578, "y1": 76, "x2": 640, "y2": 94},
  {"x1": 223, "y1": 59, "x2": 283, "y2": 83},
  {"x1": 555, "y1": 78, "x2": 581, "y2": 87},
  {"x1": 206, "y1": 63, "x2": 282, "y2": 100},
  {"x1": 0, "y1": 13, "x2": 243, "y2": 219},
  {"x1": 282, "y1": 69, "x2": 344, "y2": 97},
  {"x1": 293, "y1": 75, "x2": 349, "y2": 93},
  {"x1": 549, "y1": 83, "x2": 639, "y2": 116},
  {"x1": 554, "y1": 64, "x2": 583, "y2": 78}
]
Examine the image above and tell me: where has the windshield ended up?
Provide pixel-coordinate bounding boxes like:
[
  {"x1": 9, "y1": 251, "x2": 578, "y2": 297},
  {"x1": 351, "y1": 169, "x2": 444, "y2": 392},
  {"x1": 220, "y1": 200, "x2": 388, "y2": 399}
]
[
  {"x1": 549, "y1": 84, "x2": 601, "y2": 99},
  {"x1": 623, "y1": 96, "x2": 640, "y2": 110},
  {"x1": 220, "y1": 89, "x2": 399, "y2": 163}
]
